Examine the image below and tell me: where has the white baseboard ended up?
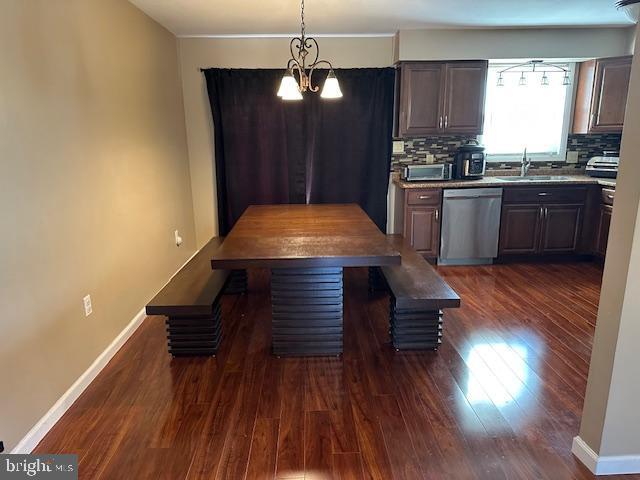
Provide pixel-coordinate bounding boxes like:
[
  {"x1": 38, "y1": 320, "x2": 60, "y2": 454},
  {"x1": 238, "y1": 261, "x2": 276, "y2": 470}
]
[
  {"x1": 11, "y1": 249, "x2": 200, "y2": 454},
  {"x1": 11, "y1": 307, "x2": 146, "y2": 454},
  {"x1": 572, "y1": 436, "x2": 640, "y2": 475}
]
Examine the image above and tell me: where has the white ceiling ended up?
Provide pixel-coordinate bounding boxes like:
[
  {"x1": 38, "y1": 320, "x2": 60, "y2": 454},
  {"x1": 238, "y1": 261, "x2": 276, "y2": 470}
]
[{"x1": 128, "y1": 0, "x2": 634, "y2": 36}]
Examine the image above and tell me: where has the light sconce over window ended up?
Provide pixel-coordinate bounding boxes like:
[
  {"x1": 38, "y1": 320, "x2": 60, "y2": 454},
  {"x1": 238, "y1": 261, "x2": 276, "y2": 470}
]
[
  {"x1": 497, "y1": 60, "x2": 571, "y2": 88},
  {"x1": 277, "y1": 0, "x2": 343, "y2": 101}
]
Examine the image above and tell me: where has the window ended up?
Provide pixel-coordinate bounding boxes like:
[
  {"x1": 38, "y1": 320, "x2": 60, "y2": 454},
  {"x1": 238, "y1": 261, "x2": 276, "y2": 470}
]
[{"x1": 482, "y1": 62, "x2": 574, "y2": 162}]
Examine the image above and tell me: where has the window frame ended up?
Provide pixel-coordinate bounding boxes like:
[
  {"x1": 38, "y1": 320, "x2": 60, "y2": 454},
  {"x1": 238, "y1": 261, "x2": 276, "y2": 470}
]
[{"x1": 481, "y1": 62, "x2": 577, "y2": 163}]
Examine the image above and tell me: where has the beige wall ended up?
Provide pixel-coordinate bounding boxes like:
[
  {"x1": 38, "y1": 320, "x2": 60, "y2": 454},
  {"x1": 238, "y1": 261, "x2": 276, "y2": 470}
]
[
  {"x1": 177, "y1": 36, "x2": 395, "y2": 246},
  {"x1": 0, "y1": 0, "x2": 196, "y2": 450},
  {"x1": 399, "y1": 27, "x2": 635, "y2": 61},
  {"x1": 579, "y1": 24, "x2": 640, "y2": 458}
]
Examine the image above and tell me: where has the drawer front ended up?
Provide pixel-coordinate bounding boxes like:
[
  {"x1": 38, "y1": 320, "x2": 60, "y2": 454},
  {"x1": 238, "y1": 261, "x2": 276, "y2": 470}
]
[
  {"x1": 407, "y1": 189, "x2": 442, "y2": 206},
  {"x1": 503, "y1": 186, "x2": 587, "y2": 204},
  {"x1": 601, "y1": 188, "x2": 615, "y2": 206}
]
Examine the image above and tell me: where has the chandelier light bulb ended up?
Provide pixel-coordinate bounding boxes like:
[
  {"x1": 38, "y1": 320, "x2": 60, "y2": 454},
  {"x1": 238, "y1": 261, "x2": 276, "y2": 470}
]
[
  {"x1": 277, "y1": 73, "x2": 303, "y2": 100},
  {"x1": 320, "y1": 70, "x2": 343, "y2": 99}
]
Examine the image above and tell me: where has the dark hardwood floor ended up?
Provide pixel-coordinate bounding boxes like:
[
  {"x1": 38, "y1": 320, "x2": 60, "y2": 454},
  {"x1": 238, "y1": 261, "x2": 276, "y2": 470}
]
[{"x1": 35, "y1": 262, "x2": 639, "y2": 479}]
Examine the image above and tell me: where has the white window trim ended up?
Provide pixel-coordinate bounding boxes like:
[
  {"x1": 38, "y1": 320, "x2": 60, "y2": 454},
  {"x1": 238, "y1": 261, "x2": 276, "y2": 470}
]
[{"x1": 483, "y1": 62, "x2": 577, "y2": 163}]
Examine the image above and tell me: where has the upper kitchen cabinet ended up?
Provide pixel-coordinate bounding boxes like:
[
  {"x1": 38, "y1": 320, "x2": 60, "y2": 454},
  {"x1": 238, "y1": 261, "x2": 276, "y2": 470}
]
[
  {"x1": 398, "y1": 63, "x2": 444, "y2": 136},
  {"x1": 573, "y1": 56, "x2": 632, "y2": 134},
  {"x1": 397, "y1": 61, "x2": 488, "y2": 137}
]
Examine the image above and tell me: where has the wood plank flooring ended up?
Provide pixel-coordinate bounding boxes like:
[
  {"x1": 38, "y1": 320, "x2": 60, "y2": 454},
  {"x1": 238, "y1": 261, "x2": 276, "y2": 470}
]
[{"x1": 35, "y1": 262, "x2": 640, "y2": 479}]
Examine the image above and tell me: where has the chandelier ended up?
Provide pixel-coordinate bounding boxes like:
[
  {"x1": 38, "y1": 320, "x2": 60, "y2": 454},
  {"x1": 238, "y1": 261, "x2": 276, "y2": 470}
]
[
  {"x1": 277, "y1": 0, "x2": 342, "y2": 100},
  {"x1": 496, "y1": 60, "x2": 571, "y2": 87}
]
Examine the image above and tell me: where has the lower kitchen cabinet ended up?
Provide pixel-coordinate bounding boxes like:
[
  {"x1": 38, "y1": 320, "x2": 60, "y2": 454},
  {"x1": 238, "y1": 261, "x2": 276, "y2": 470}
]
[
  {"x1": 499, "y1": 186, "x2": 587, "y2": 256},
  {"x1": 596, "y1": 204, "x2": 613, "y2": 257},
  {"x1": 499, "y1": 204, "x2": 542, "y2": 254},
  {"x1": 540, "y1": 204, "x2": 583, "y2": 253},
  {"x1": 404, "y1": 206, "x2": 440, "y2": 257},
  {"x1": 398, "y1": 188, "x2": 442, "y2": 258}
]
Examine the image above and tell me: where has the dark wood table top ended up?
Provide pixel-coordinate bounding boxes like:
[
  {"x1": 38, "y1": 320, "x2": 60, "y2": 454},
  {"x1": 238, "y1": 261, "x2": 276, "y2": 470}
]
[{"x1": 211, "y1": 204, "x2": 401, "y2": 269}]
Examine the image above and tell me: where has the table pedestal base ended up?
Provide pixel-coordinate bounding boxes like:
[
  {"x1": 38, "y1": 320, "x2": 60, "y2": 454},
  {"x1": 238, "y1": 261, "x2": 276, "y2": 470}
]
[{"x1": 271, "y1": 267, "x2": 343, "y2": 356}]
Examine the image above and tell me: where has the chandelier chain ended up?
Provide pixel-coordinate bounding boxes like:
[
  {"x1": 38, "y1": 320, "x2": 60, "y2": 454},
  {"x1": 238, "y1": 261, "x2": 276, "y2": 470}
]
[{"x1": 300, "y1": 0, "x2": 305, "y2": 39}]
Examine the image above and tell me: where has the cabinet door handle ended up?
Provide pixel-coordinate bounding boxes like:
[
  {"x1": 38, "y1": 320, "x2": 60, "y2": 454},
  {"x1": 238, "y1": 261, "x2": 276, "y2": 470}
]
[
  {"x1": 439, "y1": 116, "x2": 443, "y2": 129},
  {"x1": 444, "y1": 115, "x2": 448, "y2": 129},
  {"x1": 607, "y1": 194, "x2": 614, "y2": 200},
  {"x1": 435, "y1": 209, "x2": 439, "y2": 221},
  {"x1": 538, "y1": 192, "x2": 549, "y2": 196},
  {"x1": 418, "y1": 195, "x2": 431, "y2": 200},
  {"x1": 539, "y1": 207, "x2": 544, "y2": 220},
  {"x1": 544, "y1": 207, "x2": 548, "y2": 218}
]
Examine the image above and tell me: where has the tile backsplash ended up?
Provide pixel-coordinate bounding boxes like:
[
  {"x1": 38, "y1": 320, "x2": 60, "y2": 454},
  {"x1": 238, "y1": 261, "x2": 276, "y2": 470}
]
[
  {"x1": 391, "y1": 133, "x2": 621, "y2": 172},
  {"x1": 566, "y1": 133, "x2": 622, "y2": 162},
  {"x1": 391, "y1": 135, "x2": 476, "y2": 171}
]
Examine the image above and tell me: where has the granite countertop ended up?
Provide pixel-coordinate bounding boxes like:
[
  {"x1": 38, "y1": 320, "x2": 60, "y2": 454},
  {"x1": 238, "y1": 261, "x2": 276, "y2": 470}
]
[{"x1": 393, "y1": 173, "x2": 617, "y2": 190}]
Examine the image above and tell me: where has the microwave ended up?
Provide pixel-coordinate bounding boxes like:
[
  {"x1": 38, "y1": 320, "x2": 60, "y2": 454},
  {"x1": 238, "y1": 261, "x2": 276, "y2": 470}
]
[{"x1": 402, "y1": 163, "x2": 452, "y2": 182}]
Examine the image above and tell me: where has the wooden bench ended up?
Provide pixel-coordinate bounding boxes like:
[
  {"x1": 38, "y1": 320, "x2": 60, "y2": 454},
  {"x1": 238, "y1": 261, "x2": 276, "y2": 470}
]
[
  {"x1": 146, "y1": 237, "x2": 246, "y2": 357},
  {"x1": 377, "y1": 234, "x2": 460, "y2": 351}
]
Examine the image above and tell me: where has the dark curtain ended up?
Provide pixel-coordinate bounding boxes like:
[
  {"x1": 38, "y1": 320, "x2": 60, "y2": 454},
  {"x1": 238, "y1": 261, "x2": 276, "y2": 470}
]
[
  {"x1": 305, "y1": 68, "x2": 395, "y2": 230},
  {"x1": 204, "y1": 67, "x2": 394, "y2": 234}
]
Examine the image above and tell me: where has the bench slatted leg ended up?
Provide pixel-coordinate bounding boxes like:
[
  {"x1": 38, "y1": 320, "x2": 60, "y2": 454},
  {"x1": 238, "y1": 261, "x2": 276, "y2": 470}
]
[
  {"x1": 165, "y1": 302, "x2": 222, "y2": 357},
  {"x1": 271, "y1": 267, "x2": 343, "y2": 356},
  {"x1": 225, "y1": 269, "x2": 248, "y2": 294},
  {"x1": 389, "y1": 296, "x2": 443, "y2": 351}
]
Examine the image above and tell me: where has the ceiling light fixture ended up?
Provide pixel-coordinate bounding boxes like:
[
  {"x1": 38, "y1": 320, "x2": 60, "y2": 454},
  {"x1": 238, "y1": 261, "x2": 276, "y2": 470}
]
[
  {"x1": 518, "y1": 72, "x2": 528, "y2": 86},
  {"x1": 496, "y1": 60, "x2": 571, "y2": 87},
  {"x1": 277, "y1": 0, "x2": 342, "y2": 101},
  {"x1": 541, "y1": 72, "x2": 550, "y2": 86}
]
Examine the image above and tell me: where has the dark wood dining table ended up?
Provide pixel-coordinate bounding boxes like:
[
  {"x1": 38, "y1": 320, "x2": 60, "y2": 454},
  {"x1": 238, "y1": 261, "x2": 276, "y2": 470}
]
[{"x1": 211, "y1": 204, "x2": 401, "y2": 356}]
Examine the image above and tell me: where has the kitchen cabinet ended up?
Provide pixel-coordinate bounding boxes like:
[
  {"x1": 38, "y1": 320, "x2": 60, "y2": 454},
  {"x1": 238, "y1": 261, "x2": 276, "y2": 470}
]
[
  {"x1": 405, "y1": 206, "x2": 440, "y2": 256},
  {"x1": 499, "y1": 186, "x2": 587, "y2": 256},
  {"x1": 540, "y1": 205, "x2": 583, "y2": 253},
  {"x1": 397, "y1": 61, "x2": 488, "y2": 137},
  {"x1": 499, "y1": 204, "x2": 542, "y2": 254},
  {"x1": 573, "y1": 56, "x2": 632, "y2": 134},
  {"x1": 401, "y1": 189, "x2": 442, "y2": 258},
  {"x1": 595, "y1": 187, "x2": 615, "y2": 257},
  {"x1": 399, "y1": 63, "x2": 444, "y2": 136},
  {"x1": 596, "y1": 205, "x2": 613, "y2": 257}
]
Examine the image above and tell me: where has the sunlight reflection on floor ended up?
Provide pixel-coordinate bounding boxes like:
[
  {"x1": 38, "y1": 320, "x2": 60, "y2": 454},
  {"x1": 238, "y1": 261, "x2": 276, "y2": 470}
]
[{"x1": 465, "y1": 343, "x2": 528, "y2": 407}]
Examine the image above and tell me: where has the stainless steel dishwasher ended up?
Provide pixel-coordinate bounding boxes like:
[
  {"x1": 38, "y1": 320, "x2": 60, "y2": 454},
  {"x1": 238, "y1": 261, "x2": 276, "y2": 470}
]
[{"x1": 439, "y1": 188, "x2": 503, "y2": 265}]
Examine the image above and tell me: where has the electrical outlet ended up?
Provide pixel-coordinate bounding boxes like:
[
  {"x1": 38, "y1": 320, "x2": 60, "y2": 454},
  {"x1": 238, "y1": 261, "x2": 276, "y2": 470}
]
[
  {"x1": 83, "y1": 295, "x2": 92, "y2": 317},
  {"x1": 566, "y1": 151, "x2": 579, "y2": 164},
  {"x1": 392, "y1": 140, "x2": 405, "y2": 155}
]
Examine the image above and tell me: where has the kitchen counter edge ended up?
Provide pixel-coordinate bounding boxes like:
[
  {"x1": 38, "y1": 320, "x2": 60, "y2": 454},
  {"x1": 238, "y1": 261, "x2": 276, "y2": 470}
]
[{"x1": 393, "y1": 175, "x2": 616, "y2": 190}]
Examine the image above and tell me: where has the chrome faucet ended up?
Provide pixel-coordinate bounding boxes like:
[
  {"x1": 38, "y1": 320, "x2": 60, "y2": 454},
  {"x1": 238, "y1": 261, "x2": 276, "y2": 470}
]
[{"x1": 521, "y1": 148, "x2": 531, "y2": 177}]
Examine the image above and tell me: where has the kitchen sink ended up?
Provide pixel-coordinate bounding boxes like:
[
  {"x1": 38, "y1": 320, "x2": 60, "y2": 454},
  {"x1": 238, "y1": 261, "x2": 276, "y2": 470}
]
[{"x1": 494, "y1": 175, "x2": 571, "y2": 182}]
